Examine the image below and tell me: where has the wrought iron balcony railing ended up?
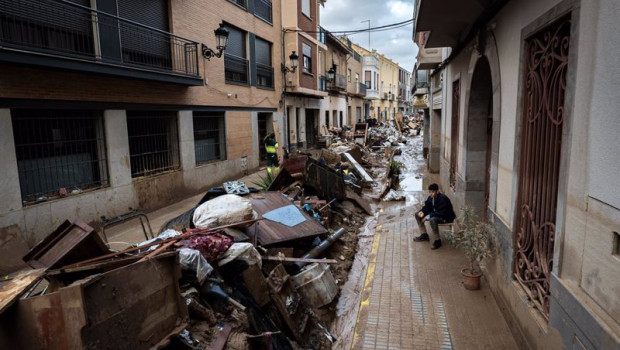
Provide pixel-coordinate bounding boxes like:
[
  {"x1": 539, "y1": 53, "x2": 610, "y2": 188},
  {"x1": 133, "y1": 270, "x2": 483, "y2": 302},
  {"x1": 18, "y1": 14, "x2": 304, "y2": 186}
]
[
  {"x1": 224, "y1": 54, "x2": 249, "y2": 84},
  {"x1": 329, "y1": 73, "x2": 346, "y2": 91},
  {"x1": 0, "y1": 0, "x2": 201, "y2": 84}
]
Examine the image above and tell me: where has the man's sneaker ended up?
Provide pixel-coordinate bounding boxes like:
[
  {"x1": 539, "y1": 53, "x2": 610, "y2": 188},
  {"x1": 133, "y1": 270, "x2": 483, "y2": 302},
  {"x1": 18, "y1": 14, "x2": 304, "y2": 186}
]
[
  {"x1": 431, "y1": 240, "x2": 442, "y2": 250},
  {"x1": 413, "y1": 233, "x2": 430, "y2": 242}
]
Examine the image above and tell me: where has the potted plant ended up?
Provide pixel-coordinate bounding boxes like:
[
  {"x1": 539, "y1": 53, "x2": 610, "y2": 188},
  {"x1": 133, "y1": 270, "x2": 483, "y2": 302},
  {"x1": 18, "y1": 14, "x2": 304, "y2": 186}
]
[{"x1": 445, "y1": 205, "x2": 493, "y2": 290}]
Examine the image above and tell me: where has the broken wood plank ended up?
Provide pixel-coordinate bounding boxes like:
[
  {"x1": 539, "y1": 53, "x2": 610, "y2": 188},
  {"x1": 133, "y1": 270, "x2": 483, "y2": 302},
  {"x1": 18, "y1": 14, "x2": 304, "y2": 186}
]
[
  {"x1": 262, "y1": 256, "x2": 338, "y2": 264},
  {"x1": 210, "y1": 324, "x2": 232, "y2": 350},
  {"x1": 345, "y1": 188, "x2": 374, "y2": 215},
  {"x1": 0, "y1": 268, "x2": 45, "y2": 314},
  {"x1": 342, "y1": 152, "x2": 373, "y2": 183}
]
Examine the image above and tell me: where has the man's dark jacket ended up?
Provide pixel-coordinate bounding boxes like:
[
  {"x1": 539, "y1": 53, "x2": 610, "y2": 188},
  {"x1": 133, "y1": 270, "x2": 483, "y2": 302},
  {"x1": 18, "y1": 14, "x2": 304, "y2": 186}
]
[{"x1": 420, "y1": 192, "x2": 456, "y2": 223}]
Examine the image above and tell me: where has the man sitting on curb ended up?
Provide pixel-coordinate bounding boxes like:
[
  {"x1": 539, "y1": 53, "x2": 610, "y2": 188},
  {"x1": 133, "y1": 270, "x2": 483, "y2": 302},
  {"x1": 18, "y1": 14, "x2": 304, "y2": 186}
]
[{"x1": 413, "y1": 183, "x2": 456, "y2": 250}]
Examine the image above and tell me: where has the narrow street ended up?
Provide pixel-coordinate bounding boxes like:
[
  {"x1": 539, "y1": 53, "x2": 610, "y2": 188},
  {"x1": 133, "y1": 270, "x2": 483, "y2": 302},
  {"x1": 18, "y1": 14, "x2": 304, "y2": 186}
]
[{"x1": 332, "y1": 134, "x2": 519, "y2": 349}]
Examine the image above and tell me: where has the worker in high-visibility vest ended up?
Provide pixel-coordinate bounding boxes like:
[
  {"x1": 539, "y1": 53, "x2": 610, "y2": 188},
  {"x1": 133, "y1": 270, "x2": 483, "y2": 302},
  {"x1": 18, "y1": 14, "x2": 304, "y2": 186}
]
[{"x1": 264, "y1": 132, "x2": 279, "y2": 175}]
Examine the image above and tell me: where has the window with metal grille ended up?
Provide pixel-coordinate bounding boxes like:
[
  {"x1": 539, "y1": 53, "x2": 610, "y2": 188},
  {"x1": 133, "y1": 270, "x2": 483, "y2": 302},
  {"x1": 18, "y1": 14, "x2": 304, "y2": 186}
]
[
  {"x1": 302, "y1": 43, "x2": 312, "y2": 74},
  {"x1": 127, "y1": 111, "x2": 179, "y2": 178},
  {"x1": 11, "y1": 109, "x2": 108, "y2": 205},
  {"x1": 193, "y1": 112, "x2": 226, "y2": 164},
  {"x1": 225, "y1": 25, "x2": 249, "y2": 84}
]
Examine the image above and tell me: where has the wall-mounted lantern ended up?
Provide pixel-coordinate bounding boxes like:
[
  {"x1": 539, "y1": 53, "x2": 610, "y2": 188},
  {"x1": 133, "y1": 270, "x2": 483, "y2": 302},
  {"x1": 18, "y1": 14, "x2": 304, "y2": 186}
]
[
  {"x1": 202, "y1": 23, "x2": 229, "y2": 60},
  {"x1": 282, "y1": 51, "x2": 299, "y2": 73}
]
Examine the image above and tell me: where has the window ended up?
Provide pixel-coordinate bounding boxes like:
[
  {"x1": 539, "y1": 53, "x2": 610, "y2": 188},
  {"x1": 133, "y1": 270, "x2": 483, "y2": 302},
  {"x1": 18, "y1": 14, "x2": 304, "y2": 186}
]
[
  {"x1": 301, "y1": 0, "x2": 310, "y2": 17},
  {"x1": 127, "y1": 111, "x2": 179, "y2": 178},
  {"x1": 365, "y1": 71, "x2": 371, "y2": 88},
  {"x1": 225, "y1": 25, "x2": 249, "y2": 84},
  {"x1": 302, "y1": 43, "x2": 312, "y2": 74},
  {"x1": 12, "y1": 109, "x2": 108, "y2": 204},
  {"x1": 347, "y1": 69, "x2": 351, "y2": 82},
  {"x1": 228, "y1": 0, "x2": 247, "y2": 9},
  {"x1": 193, "y1": 112, "x2": 226, "y2": 164},
  {"x1": 254, "y1": 0, "x2": 272, "y2": 23},
  {"x1": 255, "y1": 37, "x2": 274, "y2": 88}
]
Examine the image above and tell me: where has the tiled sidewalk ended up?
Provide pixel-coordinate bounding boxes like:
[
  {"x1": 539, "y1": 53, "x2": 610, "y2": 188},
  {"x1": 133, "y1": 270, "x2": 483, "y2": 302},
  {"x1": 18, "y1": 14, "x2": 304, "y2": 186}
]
[{"x1": 351, "y1": 202, "x2": 519, "y2": 350}]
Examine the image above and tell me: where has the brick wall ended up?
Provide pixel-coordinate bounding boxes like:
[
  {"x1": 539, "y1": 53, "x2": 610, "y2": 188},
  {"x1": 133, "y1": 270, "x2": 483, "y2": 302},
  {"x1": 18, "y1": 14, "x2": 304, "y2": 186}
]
[
  {"x1": 299, "y1": 36, "x2": 317, "y2": 90},
  {"x1": 297, "y1": 0, "x2": 317, "y2": 39},
  {"x1": 0, "y1": 0, "x2": 283, "y2": 111}
]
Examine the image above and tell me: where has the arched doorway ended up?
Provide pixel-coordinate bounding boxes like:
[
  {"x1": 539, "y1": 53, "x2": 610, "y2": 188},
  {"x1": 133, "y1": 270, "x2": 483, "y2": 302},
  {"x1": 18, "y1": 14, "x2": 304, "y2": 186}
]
[{"x1": 465, "y1": 56, "x2": 493, "y2": 217}]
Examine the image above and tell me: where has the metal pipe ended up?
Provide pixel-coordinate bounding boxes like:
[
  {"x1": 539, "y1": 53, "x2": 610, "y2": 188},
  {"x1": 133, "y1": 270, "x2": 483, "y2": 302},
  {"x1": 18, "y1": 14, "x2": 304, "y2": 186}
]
[{"x1": 294, "y1": 228, "x2": 346, "y2": 269}]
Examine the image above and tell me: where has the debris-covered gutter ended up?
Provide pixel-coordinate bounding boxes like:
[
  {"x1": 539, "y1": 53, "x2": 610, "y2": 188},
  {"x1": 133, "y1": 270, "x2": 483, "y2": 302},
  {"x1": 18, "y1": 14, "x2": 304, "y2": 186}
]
[{"x1": 0, "y1": 116, "x2": 422, "y2": 350}]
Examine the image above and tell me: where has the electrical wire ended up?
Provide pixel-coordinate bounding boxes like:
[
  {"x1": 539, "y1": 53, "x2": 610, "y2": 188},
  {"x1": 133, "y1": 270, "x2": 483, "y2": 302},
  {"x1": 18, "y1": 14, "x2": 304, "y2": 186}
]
[{"x1": 283, "y1": 18, "x2": 413, "y2": 35}]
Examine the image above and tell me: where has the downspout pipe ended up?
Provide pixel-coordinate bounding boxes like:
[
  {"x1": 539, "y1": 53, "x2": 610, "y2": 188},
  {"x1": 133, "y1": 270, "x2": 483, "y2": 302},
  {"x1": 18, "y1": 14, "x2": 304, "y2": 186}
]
[{"x1": 294, "y1": 228, "x2": 346, "y2": 270}]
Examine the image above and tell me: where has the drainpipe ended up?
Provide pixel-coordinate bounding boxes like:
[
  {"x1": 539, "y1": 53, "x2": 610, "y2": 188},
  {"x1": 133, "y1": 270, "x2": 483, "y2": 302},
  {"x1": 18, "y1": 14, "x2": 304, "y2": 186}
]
[
  {"x1": 294, "y1": 228, "x2": 346, "y2": 270},
  {"x1": 281, "y1": 29, "x2": 289, "y2": 152}
]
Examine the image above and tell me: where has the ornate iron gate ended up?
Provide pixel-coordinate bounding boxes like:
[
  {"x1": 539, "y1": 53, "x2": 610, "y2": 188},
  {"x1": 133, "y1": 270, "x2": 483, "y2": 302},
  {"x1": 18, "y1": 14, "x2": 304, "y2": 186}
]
[
  {"x1": 514, "y1": 16, "x2": 571, "y2": 319},
  {"x1": 450, "y1": 80, "x2": 460, "y2": 190}
]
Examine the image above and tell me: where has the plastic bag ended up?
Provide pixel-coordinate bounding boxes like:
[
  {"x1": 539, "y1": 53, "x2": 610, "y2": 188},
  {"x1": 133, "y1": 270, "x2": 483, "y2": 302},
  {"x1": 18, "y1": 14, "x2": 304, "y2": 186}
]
[
  {"x1": 178, "y1": 248, "x2": 213, "y2": 285},
  {"x1": 382, "y1": 189, "x2": 406, "y2": 202},
  {"x1": 193, "y1": 194, "x2": 257, "y2": 229}
]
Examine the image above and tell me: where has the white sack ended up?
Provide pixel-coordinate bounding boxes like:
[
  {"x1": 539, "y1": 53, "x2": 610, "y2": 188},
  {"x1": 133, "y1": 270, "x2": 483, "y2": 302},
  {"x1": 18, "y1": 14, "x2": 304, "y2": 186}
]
[{"x1": 192, "y1": 194, "x2": 257, "y2": 229}]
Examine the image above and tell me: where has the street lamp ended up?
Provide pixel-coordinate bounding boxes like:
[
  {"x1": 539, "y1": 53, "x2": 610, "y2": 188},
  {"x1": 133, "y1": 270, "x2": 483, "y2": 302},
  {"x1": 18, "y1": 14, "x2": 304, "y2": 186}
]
[
  {"x1": 327, "y1": 66, "x2": 335, "y2": 82},
  {"x1": 202, "y1": 23, "x2": 229, "y2": 60},
  {"x1": 282, "y1": 51, "x2": 299, "y2": 73}
]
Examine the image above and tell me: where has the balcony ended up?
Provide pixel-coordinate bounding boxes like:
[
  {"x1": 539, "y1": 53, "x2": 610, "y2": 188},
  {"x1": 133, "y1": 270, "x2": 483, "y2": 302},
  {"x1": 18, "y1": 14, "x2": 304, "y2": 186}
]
[
  {"x1": 414, "y1": 0, "x2": 503, "y2": 48},
  {"x1": 356, "y1": 82, "x2": 367, "y2": 95},
  {"x1": 363, "y1": 54, "x2": 379, "y2": 69},
  {"x1": 225, "y1": 54, "x2": 249, "y2": 85},
  {"x1": 329, "y1": 73, "x2": 346, "y2": 91},
  {"x1": 416, "y1": 47, "x2": 443, "y2": 70},
  {"x1": 0, "y1": 0, "x2": 202, "y2": 85},
  {"x1": 256, "y1": 63, "x2": 274, "y2": 89},
  {"x1": 365, "y1": 88, "x2": 379, "y2": 100}
]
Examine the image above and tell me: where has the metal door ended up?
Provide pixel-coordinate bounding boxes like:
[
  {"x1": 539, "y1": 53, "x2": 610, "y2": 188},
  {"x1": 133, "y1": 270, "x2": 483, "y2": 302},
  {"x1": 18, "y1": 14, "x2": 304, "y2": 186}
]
[
  {"x1": 514, "y1": 16, "x2": 571, "y2": 319},
  {"x1": 449, "y1": 80, "x2": 460, "y2": 190}
]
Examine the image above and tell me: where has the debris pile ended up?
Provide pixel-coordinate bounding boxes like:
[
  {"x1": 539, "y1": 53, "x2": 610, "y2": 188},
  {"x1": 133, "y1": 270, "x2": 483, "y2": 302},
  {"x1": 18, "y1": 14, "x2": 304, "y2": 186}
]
[{"x1": 0, "y1": 120, "x2": 422, "y2": 349}]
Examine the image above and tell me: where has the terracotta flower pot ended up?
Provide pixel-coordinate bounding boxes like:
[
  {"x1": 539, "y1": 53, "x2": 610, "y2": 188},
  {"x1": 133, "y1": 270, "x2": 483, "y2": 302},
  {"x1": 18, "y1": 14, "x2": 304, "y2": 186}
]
[{"x1": 461, "y1": 268, "x2": 483, "y2": 290}]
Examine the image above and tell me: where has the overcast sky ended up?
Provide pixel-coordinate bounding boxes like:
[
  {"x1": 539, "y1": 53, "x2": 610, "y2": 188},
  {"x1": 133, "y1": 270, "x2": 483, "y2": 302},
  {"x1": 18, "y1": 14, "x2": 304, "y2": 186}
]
[{"x1": 320, "y1": 0, "x2": 418, "y2": 73}]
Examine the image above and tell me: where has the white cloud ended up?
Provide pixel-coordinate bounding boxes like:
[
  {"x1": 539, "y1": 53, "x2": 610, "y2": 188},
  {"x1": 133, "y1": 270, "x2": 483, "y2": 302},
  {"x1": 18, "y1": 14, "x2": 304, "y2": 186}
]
[{"x1": 320, "y1": 0, "x2": 418, "y2": 71}]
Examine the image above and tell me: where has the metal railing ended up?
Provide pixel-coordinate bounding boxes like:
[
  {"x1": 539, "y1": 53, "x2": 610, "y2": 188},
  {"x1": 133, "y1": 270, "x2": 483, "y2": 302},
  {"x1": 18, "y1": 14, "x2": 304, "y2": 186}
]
[
  {"x1": 254, "y1": 0, "x2": 272, "y2": 23},
  {"x1": 225, "y1": 54, "x2": 249, "y2": 84},
  {"x1": 256, "y1": 63, "x2": 274, "y2": 88},
  {"x1": 0, "y1": 0, "x2": 200, "y2": 77},
  {"x1": 127, "y1": 111, "x2": 180, "y2": 178},
  {"x1": 329, "y1": 73, "x2": 346, "y2": 90},
  {"x1": 356, "y1": 82, "x2": 367, "y2": 95},
  {"x1": 11, "y1": 109, "x2": 109, "y2": 205}
]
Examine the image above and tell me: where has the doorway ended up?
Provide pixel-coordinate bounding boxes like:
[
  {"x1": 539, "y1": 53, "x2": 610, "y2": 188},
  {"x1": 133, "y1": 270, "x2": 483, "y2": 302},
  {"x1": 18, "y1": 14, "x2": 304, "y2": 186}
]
[{"x1": 465, "y1": 57, "x2": 493, "y2": 216}]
